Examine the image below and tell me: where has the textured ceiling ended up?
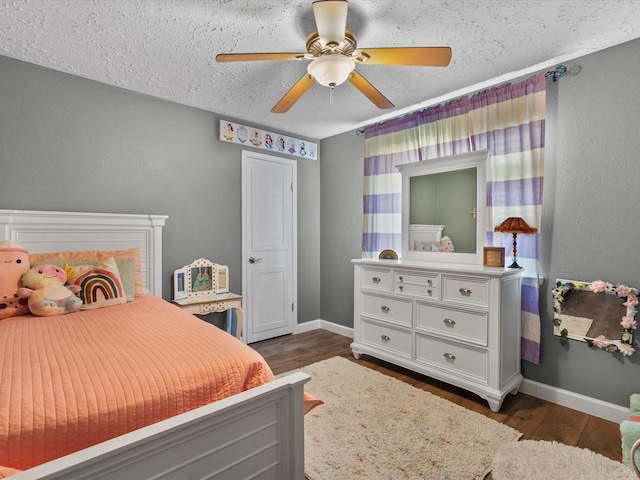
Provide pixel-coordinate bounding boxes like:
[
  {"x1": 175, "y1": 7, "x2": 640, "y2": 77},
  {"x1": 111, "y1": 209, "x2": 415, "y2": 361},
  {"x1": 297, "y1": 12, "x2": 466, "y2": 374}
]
[{"x1": 1, "y1": 1, "x2": 639, "y2": 139}]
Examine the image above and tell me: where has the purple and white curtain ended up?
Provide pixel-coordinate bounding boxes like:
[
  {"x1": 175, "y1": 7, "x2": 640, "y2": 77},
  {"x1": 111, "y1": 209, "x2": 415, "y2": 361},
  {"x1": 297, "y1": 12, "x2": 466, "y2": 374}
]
[{"x1": 363, "y1": 73, "x2": 546, "y2": 364}]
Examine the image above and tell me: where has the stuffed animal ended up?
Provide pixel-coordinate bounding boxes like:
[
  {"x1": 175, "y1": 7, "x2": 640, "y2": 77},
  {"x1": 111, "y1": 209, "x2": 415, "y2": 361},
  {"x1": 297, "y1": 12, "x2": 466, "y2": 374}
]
[
  {"x1": 0, "y1": 240, "x2": 31, "y2": 320},
  {"x1": 17, "y1": 264, "x2": 82, "y2": 316},
  {"x1": 440, "y1": 235, "x2": 456, "y2": 252}
]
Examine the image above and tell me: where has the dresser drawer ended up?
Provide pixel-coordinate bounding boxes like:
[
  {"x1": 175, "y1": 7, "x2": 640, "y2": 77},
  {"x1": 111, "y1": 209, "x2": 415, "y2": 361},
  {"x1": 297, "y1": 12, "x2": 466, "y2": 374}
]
[
  {"x1": 395, "y1": 270, "x2": 439, "y2": 299},
  {"x1": 360, "y1": 267, "x2": 392, "y2": 292},
  {"x1": 361, "y1": 319, "x2": 413, "y2": 359},
  {"x1": 395, "y1": 271, "x2": 439, "y2": 287},
  {"x1": 416, "y1": 303, "x2": 487, "y2": 345},
  {"x1": 415, "y1": 334, "x2": 488, "y2": 383},
  {"x1": 395, "y1": 282, "x2": 439, "y2": 299},
  {"x1": 442, "y1": 275, "x2": 489, "y2": 307},
  {"x1": 361, "y1": 292, "x2": 412, "y2": 327}
]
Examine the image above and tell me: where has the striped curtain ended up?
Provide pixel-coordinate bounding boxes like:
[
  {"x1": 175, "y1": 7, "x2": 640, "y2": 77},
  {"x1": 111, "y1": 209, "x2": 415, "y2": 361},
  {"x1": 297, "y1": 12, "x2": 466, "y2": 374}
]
[{"x1": 363, "y1": 73, "x2": 545, "y2": 364}]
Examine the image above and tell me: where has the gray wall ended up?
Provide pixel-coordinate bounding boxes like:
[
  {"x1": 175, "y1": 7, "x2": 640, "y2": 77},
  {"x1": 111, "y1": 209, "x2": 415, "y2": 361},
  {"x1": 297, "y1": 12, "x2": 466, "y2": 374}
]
[
  {"x1": 320, "y1": 37, "x2": 640, "y2": 407},
  {"x1": 0, "y1": 54, "x2": 321, "y2": 326},
  {"x1": 528, "y1": 37, "x2": 640, "y2": 407},
  {"x1": 319, "y1": 130, "x2": 364, "y2": 326}
]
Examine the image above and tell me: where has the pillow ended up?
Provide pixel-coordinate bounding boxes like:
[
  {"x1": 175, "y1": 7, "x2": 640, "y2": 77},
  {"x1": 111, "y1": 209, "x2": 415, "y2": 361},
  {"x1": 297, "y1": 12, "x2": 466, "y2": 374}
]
[
  {"x1": 413, "y1": 241, "x2": 441, "y2": 252},
  {"x1": 30, "y1": 248, "x2": 143, "y2": 298},
  {"x1": 68, "y1": 257, "x2": 127, "y2": 310},
  {"x1": 32, "y1": 257, "x2": 136, "y2": 302}
]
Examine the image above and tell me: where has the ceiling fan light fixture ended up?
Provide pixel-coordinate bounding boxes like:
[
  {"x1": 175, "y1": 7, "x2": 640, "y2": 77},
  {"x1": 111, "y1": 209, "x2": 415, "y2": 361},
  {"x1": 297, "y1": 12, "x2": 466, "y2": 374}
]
[{"x1": 307, "y1": 55, "x2": 355, "y2": 88}]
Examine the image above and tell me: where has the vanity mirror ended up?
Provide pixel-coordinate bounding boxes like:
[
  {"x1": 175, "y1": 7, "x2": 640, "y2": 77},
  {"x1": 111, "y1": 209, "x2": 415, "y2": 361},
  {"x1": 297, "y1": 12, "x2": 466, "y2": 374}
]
[
  {"x1": 396, "y1": 149, "x2": 489, "y2": 264},
  {"x1": 553, "y1": 278, "x2": 637, "y2": 355}
]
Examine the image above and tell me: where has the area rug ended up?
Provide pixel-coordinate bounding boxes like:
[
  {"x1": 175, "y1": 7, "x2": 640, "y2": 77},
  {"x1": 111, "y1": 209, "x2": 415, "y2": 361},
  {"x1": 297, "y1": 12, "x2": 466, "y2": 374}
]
[
  {"x1": 491, "y1": 440, "x2": 635, "y2": 479},
  {"x1": 284, "y1": 356, "x2": 522, "y2": 480}
]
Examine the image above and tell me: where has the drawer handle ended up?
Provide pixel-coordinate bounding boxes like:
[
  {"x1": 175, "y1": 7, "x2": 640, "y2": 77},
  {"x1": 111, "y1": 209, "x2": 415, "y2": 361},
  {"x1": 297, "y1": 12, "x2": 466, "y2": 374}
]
[
  {"x1": 458, "y1": 287, "x2": 472, "y2": 296},
  {"x1": 380, "y1": 305, "x2": 390, "y2": 312},
  {"x1": 428, "y1": 279, "x2": 433, "y2": 285},
  {"x1": 398, "y1": 275, "x2": 404, "y2": 282},
  {"x1": 372, "y1": 276, "x2": 381, "y2": 283},
  {"x1": 443, "y1": 352, "x2": 456, "y2": 361},
  {"x1": 427, "y1": 289, "x2": 432, "y2": 295},
  {"x1": 443, "y1": 318, "x2": 456, "y2": 326},
  {"x1": 381, "y1": 334, "x2": 390, "y2": 341},
  {"x1": 399, "y1": 285, "x2": 404, "y2": 291}
]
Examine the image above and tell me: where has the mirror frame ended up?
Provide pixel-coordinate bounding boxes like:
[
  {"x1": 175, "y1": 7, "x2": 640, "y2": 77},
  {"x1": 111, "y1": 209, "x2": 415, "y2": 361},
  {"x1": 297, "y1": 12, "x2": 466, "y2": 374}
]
[
  {"x1": 396, "y1": 149, "x2": 490, "y2": 264},
  {"x1": 553, "y1": 278, "x2": 637, "y2": 355}
]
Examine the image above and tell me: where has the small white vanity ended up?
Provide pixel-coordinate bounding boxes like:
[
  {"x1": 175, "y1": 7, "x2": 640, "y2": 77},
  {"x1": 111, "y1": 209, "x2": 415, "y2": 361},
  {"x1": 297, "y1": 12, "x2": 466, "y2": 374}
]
[{"x1": 351, "y1": 150, "x2": 523, "y2": 412}]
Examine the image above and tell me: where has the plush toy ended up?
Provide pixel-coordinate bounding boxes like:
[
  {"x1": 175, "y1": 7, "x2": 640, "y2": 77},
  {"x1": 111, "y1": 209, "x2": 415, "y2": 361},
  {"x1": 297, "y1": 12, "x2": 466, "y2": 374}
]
[
  {"x1": 0, "y1": 240, "x2": 31, "y2": 320},
  {"x1": 17, "y1": 264, "x2": 82, "y2": 316},
  {"x1": 631, "y1": 393, "x2": 640, "y2": 422},
  {"x1": 440, "y1": 235, "x2": 456, "y2": 252}
]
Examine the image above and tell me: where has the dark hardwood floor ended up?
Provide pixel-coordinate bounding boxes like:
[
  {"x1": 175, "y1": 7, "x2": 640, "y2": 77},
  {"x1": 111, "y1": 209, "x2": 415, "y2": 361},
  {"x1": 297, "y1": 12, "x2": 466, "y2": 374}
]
[{"x1": 251, "y1": 329, "x2": 622, "y2": 469}]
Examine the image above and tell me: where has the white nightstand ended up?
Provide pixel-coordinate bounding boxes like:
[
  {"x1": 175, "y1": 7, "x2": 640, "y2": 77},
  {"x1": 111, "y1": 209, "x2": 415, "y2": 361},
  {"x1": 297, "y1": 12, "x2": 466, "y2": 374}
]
[{"x1": 173, "y1": 292, "x2": 243, "y2": 339}]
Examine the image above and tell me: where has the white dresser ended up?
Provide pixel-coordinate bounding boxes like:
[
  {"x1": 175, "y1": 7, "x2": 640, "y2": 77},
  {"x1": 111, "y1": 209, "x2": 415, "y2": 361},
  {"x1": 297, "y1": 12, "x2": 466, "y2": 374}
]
[{"x1": 351, "y1": 258, "x2": 522, "y2": 412}]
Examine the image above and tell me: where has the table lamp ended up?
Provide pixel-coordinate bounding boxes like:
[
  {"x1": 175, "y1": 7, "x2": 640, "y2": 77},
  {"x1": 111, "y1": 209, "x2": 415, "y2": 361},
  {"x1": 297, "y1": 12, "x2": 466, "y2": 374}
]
[{"x1": 494, "y1": 217, "x2": 538, "y2": 268}]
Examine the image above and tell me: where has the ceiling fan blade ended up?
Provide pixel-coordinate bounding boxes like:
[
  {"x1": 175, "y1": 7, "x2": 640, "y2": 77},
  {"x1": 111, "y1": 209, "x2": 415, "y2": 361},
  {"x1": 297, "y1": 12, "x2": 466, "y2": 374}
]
[
  {"x1": 347, "y1": 71, "x2": 394, "y2": 109},
  {"x1": 271, "y1": 74, "x2": 316, "y2": 113},
  {"x1": 312, "y1": 0, "x2": 348, "y2": 46},
  {"x1": 216, "y1": 52, "x2": 306, "y2": 63},
  {"x1": 356, "y1": 47, "x2": 452, "y2": 66}
]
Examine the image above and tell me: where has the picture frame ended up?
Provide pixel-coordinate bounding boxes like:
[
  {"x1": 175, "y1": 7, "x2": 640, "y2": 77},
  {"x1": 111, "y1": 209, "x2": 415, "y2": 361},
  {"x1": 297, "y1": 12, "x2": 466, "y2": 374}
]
[{"x1": 483, "y1": 247, "x2": 505, "y2": 267}]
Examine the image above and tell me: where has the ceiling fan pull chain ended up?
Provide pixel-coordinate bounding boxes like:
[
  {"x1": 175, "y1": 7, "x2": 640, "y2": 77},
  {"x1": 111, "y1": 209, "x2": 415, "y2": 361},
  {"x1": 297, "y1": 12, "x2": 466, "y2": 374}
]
[{"x1": 330, "y1": 85, "x2": 334, "y2": 105}]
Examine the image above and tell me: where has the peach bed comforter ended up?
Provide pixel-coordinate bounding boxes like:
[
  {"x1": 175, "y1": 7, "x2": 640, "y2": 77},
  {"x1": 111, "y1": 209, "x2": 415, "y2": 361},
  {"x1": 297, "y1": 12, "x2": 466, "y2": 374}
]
[{"x1": 0, "y1": 296, "x2": 277, "y2": 472}]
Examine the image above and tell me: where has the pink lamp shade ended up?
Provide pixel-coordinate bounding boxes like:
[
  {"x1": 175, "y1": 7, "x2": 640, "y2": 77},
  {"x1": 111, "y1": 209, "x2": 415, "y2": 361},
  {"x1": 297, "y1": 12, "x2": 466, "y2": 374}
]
[{"x1": 494, "y1": 217, "x2": 538, "y2": 268}]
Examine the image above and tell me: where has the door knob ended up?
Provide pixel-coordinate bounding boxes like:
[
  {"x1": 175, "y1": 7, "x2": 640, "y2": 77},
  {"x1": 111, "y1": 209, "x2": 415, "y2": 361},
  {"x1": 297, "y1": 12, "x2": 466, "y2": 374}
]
[{"x1": 248, "y1": 257, "x2": 263, "y2": 264}]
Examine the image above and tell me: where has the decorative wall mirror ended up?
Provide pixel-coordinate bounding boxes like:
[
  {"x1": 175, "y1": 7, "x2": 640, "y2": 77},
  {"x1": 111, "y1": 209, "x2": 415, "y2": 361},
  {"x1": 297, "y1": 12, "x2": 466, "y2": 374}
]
[
  {"x1": 173, "y1": 258, "x2": 229, "y2": 303},
  {"x1": 396, "y1": 149, "x2": 489, "y2": 264},
  {"x1": 553, "y1": 278, "x2": 638, "y2": 355}
]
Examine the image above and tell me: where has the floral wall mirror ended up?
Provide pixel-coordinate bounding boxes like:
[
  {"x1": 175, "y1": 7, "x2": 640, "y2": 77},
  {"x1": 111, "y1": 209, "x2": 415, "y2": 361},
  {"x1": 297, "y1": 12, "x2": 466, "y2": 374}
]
[{"x1": 553, "y1": 278, "x2": 638, "y2": 355}]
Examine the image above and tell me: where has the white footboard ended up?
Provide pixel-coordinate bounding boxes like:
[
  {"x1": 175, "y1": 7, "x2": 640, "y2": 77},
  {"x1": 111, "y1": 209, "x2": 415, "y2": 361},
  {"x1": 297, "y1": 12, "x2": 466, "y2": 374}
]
[{"x1": 13, "y1": 373, "x2": 310, "y2": 480}]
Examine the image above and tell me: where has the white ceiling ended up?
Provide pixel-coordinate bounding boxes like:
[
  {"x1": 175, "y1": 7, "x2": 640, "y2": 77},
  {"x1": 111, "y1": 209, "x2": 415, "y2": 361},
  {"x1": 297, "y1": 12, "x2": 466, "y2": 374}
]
[{"x1": 1, "y1": 1, "x2": 639, "y2": 139}]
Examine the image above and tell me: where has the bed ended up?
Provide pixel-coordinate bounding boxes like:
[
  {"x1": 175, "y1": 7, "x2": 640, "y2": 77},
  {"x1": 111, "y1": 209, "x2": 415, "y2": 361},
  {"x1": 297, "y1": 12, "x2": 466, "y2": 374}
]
[
  {"x1": 0, "y1": 209, "x2": 315, "y2": 480},
  {"x1": 409, "y1": 224, "x2": 445, "y2": 251}
]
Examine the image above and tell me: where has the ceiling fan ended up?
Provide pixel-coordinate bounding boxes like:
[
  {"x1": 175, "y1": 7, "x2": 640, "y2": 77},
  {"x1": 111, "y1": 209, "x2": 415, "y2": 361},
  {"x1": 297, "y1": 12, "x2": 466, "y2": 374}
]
[{"x1": 215, "y1": 0, "x2": 452, "y2": 113}]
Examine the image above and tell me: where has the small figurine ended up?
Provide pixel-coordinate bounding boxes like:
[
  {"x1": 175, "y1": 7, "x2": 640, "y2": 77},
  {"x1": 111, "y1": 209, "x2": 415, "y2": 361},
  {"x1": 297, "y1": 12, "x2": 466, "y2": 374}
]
[{"x1": 440, "y1": 235, "x2": 456, "y2": 252}]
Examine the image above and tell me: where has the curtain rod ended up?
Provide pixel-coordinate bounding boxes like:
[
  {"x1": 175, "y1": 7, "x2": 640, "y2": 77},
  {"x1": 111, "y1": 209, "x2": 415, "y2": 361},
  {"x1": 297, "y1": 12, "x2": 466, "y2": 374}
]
[
  {"x1": 545, "y1": 64, "x2": 567, "y2": 82},
  {"x1": 355, "y1": 65, "x2": 567, "y2": 136}
]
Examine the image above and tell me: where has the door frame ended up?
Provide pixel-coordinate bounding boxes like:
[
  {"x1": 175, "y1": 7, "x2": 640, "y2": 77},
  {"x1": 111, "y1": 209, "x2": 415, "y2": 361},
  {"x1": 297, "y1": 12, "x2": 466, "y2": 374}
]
[{"x1": 241, "y1": 150, "x2": 297, "y2": 343}]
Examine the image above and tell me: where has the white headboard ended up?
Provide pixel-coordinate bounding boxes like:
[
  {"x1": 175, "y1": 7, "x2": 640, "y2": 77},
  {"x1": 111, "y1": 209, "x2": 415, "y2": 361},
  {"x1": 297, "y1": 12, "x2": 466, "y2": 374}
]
[
  {"x1": 409, "y1": 224, "x2": 445, "y2": 250},
  {"x1": 0, "y1": 210, "x2": 167, "y2": 297}
]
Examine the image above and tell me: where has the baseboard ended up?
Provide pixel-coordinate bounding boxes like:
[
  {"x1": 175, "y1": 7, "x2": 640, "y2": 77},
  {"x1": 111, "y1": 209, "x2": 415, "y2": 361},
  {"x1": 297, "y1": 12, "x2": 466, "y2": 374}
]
[
  {"x1": 295, "y1": 320, "x2": 628, "y2": 424},
  {"x1": 519, "y1": 378, "x2": 628, "y2": 423},
  {"x1": 296, "y1": 319, "x2": 354, "y2": 338}
]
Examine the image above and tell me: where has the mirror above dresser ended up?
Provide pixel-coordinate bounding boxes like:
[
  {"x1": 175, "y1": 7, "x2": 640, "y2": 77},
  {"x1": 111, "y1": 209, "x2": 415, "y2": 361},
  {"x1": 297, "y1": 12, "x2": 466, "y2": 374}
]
[
  {"x1": 396, "y1": 149, "x2": 489, "y2": 265},
  {"x1": 352, "y1": 148, "x2": 524, "y2": 412}
]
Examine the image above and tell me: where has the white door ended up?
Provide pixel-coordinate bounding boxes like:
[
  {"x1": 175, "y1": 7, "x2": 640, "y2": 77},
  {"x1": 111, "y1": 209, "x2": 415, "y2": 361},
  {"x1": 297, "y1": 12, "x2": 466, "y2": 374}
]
[{"x1": 242, "y1": 150, "x2": 296, "y2": 344}]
